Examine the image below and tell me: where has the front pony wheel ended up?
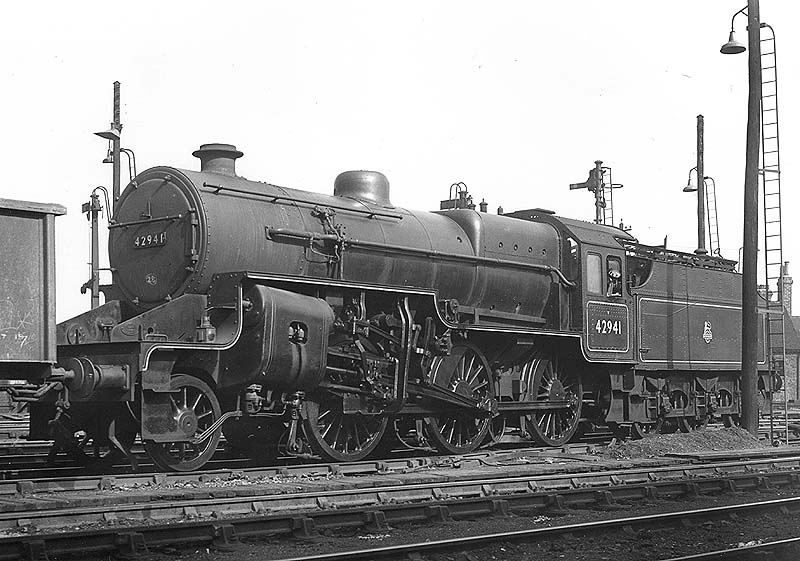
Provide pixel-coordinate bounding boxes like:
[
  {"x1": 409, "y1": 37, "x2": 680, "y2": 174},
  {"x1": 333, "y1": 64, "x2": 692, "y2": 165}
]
[{"x1": 143, "y1": 374, "x2": 222, "y2": 472}]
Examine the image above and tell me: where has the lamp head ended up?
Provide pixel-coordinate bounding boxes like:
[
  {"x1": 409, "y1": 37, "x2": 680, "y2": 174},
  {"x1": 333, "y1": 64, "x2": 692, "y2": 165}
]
[
  {"x1": 94, "y1": 127, "x2": 121, "y2": 141},
  {"x1": 684, "y1": 167, "x2": 698, "y2": 192},
  {"x1": 720, "y1": 30, "x2": 746, "y2": 54}
]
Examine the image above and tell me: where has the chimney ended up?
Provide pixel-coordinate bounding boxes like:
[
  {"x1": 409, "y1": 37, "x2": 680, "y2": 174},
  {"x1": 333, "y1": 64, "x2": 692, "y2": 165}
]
[
  {"x1": 192, "y1": 143, "x2": 243, "y2": 176},
  {"x1": 782, "y1": 262, "x2": 793, "y2": 314}
]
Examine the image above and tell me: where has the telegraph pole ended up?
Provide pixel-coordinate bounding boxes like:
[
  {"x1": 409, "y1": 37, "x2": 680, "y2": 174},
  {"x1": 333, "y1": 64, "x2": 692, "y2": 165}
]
[
  {"x1": 740, "y1": 0, "x2": 762, "y2": 435},
  {"x1": 88, "y1": 82, "x2": 123, "y2": 309},
  {"x1": 695, "y1": 115, "x2": 707, "y2": 254},
  {"x1": 112, "y1": 81, "x2": 121, "y2": 210}
]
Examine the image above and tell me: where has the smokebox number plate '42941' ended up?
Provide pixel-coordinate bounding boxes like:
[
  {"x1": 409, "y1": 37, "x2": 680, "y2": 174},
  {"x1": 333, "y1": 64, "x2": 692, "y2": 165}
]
[{"x1": 134, "y1": 231, "x2": 167, "y2": 248}]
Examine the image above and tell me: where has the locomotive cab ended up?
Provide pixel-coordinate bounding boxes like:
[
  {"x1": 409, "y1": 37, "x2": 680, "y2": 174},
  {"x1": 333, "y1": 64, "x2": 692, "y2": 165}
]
[
  {"x1": 574, "y1": 241, "x2": 634, "y2": 361},
  {"x1": 504, "y1": 210, "x2": 635, "y2": 361}
]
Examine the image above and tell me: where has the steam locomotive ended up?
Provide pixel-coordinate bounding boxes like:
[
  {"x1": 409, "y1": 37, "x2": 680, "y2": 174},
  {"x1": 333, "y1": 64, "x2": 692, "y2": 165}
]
[{"x1": 7, "y1": 144, "x2": 769, "y2": 471}]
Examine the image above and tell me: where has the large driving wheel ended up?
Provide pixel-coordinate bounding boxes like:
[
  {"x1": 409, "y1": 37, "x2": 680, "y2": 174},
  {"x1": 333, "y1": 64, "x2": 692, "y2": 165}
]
[
  {"x1": 303, "y1": 336, "x2": 388, "y2": 462},
  {"x1": 521, "y1": 356, "x2": 582, "y2": 446},
  {"x1": 303, "y1": 399, "x2": 387, "y2": 461},
  {"x1": 424, "y1": 342, "x2": 493, "y2": 455},
  {"x1": 144, "y1": 374, "x2": 222, "y2": 472}
]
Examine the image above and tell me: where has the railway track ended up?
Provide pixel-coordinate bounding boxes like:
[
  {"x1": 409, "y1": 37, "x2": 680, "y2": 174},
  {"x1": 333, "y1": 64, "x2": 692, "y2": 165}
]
[
  {"x1": 662, "y1": 537, "x2": 800, "y2": 560},
  {"x1": 0, "y1": 432, "x2": 609, "y2": 480},
  {"x1": 1, "y1": 449, "x2": 800, "y2": 559},
  {"x1": 271, "y1": 496, "x2": 800, "y2": 561},
  {"x1": 1, "y1": 416, "x2": 792, "y2": 478},
  {"x1": 0, "y1": 448, "x2": 261, "y2": 481},
  {"x1": 2, "y1": 436, "x2": 796, "y2": 500},
  {"x1": 0, "y1": 445, "x2": 598, "y2": 496},
  {"x1": 0, "y1": 429, "x2": 784, "y2": 489},
  {"x1": 2, "y1": 417, "x2": 787, "y2": 479}
]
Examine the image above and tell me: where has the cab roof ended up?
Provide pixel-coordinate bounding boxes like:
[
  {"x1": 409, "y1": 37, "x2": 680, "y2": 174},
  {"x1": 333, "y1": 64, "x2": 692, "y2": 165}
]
[{"x1": 503, "y1": 208, "x2": 635, "y2": 249}]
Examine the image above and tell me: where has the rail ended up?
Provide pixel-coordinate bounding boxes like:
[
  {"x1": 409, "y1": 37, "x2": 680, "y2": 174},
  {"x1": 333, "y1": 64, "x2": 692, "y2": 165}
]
[
  {"x1": 277, "y1": 495, "x2": 800, "y2": 561},
  {"x1": 2, "y1": 462, "x2": 800, "y2": 560}
]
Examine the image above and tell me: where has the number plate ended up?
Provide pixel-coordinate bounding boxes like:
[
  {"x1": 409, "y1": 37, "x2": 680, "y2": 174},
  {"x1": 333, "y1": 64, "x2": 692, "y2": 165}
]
[
  {"x1": 134, "y1": 231, "x2": 167, "y2": 249},
  {"x1": 586, "y1": 301, "x2": 629, "y2": 352}
]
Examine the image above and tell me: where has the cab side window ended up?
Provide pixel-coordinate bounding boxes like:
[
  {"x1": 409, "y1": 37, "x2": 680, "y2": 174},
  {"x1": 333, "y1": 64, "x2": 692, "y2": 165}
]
[
  {"x1": 606, "y1": 256, "x2": 623, "y2": 297},
  {"x1": 586, "y1": 253, "x2": 602, "y2": 294}
]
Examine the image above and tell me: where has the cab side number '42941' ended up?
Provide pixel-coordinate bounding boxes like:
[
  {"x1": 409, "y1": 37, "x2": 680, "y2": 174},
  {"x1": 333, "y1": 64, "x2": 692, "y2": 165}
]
[{"x1": 595, "y1": 319, "x2": 622, "y2": 335}]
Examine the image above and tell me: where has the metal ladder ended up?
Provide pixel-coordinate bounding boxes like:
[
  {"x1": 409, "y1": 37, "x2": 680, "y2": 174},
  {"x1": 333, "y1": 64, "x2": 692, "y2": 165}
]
[
  {"x1": 759, "y1": 23, "x2": 788, "y2": 444},
  {"x1": 704, "y1": 178, "x2": 721, "y2": 256}
]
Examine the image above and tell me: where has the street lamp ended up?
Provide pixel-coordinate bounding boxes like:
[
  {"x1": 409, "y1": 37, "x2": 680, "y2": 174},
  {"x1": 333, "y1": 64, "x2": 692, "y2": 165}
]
[
  {"x1": 683, "y1": 167, "x2": 698, "y2": 193},
  {"x1": 721, "y1": 1, "x2": 762, "y2": 436},
  {"x1": 682, "y1": 169, "x2": 720, "y2": 256},
  {"x1": 720, "y1": 7, "x2": 748, "y2": 54}
]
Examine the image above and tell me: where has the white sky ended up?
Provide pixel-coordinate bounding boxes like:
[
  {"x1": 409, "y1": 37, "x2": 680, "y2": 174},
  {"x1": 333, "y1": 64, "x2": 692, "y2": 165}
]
[{"x1": 1, "y1": 1, "x2": 798, "y2": 321}]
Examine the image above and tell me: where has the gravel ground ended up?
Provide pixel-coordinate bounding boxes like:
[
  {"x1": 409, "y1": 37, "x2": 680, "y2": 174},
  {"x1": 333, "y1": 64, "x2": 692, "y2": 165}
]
[{"x1": 603, "y1": 427, "x2": 765, "y2": 460}]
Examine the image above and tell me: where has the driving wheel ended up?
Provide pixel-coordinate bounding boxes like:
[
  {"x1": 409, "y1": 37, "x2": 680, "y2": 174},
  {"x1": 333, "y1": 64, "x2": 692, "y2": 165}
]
[
  {"x1": 424, "y1": 342, "x2": 494, "y2": 455},
  {"x1": 303, "y1": 336, "x2": 388, "y2": 462},
  {"x1": 521, "y1": 356, "x2": 582, "y2": 446}
]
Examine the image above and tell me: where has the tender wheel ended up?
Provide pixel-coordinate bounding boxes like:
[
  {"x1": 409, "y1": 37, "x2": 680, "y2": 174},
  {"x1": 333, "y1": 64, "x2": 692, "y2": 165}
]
[
  {"x1": 659, "y1": 419, "x2": 679, "y2": 434},
  {"x1": 521, "y1": 356, "x2": 583, "y2": 446},
  {"x1": 303, "y1": 336, "x2": 388, "y2": 462},
  {"x1": 143, "y1": 374, "x2": 222, "y2": 472},
  {"x1": 424, "y1": 342, "x2": 494, "y2": 455},
  {"x1": 723, "y1": 414, "x2": 741, "y2": 428},
  {"x1": 690, "y1": 415, "x2": 710, "y2": 430},
  {"x1": 670, "y1": 390, "x2": 692, "y2": 433}
]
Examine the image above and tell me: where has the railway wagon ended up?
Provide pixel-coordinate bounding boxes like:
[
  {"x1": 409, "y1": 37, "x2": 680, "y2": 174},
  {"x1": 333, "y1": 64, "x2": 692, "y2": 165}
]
[
  {"x1": 5, "y1": 144, "x2": 771, "y2": 471},
  {"x1": 0, "y1": 198, "x2": 65, "y2": 415}
]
